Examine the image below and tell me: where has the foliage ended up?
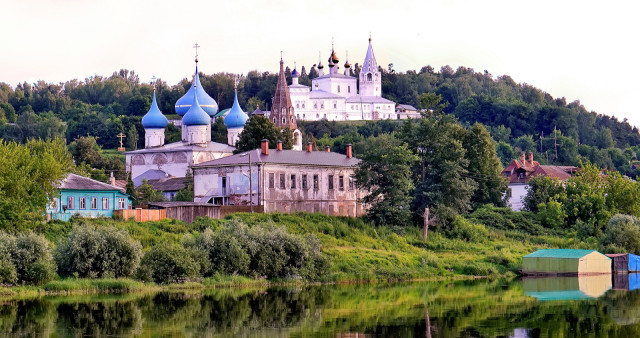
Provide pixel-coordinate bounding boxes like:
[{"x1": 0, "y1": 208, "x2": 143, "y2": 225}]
[
  {"x1": 54, "y1": 224, "x2": 142, "y2": 278},
  {"x1": 354, "y1": 134, "x2": 417, "y2": 226},
  {"x1": 235, "y1": 115, "x2": 291, "y2": 153},
  {"x1": 467, "y1": 205, "x2": 544, "y2": 235},
  {"x1": 0, "y1": 232, "x2": 56, "y2": 285},
  {"x1": 523, "y1": 176, "x2": 567, "y2": 212},
  {"x1": 137, "y1": 243, "x2": 201, "y2": 284},
  {"x1": 450, "y1": 216, "x2": 488, "y2": 242},
  {"x1": 174, "y1": 170, "x2": 194, "y2": 201},
  {"x1": 68, "y1": 135, "x2": 125, "y2": 181},
  {"x1": 211, "y1": 117, "x2": 228, "y2": 144},
  {"x1": 601, "y1": 214, "x2": 640, "y2": 254},
  {"x1": 0, "y1": 138, "x2": 73, "y2": 231},
  {"x1": 135, "y1": 179, "x2": 165, "y2": 206},
  {"x1": 537, "y1": 200, "x2": 566, "y2": 228}
]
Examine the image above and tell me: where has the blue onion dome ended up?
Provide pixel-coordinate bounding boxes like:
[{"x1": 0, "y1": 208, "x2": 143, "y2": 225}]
[
  {"x1": 174, "y1": 64, "x2": 219, "y2": 117},
  {"x1": 141, "y1": 91, "x2": 168, "y2": 129},
  {"x1": 224, "y1": 90, "x2": 249, "y2": 129},
  {"x1": 291, "y1": 67, "x2": 299, "y2": 77},
  {"x1": 182, "y1": 86, "x2": 212, "y2": 126}
]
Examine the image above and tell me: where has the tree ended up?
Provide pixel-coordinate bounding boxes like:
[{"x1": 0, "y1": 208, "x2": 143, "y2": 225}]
[
  {"x1": 354, "y1": 134, "x2": 417, "y2": 226},
  {"x1": 125, "y1": 172, "x2": 136, "y2": 204},
  {"x1": 211, "y1": 117, "x2": 228, "y2": 144},
  {"x1": 463, "y1": 123, "x2": 508, "y2": 208},
  {"x1": 0, "y1": 138, "x2": 73, "y2": 230},
  {"x1": 127, "y1": 124, "x2": 139, "y2": 150},
  {"x1": 246, "y1": 96, "x2": 265, "y2": 112},
  {"x1": 235, "y1": 115, "x2": 283, "y2": 153},
  {"x1": 135, "y1": 179, "x2": 164, "y2": 206},
  {"x1": 174, "y1": 170, "x2": 194, "y2": 202},
  {"x1": 280, "y1": 127, "x2": 294, "y2": 150}
]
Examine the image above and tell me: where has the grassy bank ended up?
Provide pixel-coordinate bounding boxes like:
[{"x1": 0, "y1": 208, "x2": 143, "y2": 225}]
[{"x1": 33, "y1": 209, "x2": 584, "y2": 286}]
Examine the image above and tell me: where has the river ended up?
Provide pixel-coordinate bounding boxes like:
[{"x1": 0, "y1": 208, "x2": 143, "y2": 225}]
[{"x1": 2, "y1": 275, "x2": 640, "y2": 337}]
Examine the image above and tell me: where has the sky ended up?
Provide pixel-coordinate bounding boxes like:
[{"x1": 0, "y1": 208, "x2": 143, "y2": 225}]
[{"x1": 1, "y1": 0, "x2": 639, "y2": 127}]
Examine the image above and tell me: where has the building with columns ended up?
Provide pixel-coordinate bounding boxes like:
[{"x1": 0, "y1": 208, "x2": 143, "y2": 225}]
[{"x1": 288, "y1": 37, "x2": 396, "y2": 121}]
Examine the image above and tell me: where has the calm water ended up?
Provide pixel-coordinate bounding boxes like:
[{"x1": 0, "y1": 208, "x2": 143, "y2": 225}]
[{"x1": 2, "y1": 276, "x2": 640, "y2": 337}]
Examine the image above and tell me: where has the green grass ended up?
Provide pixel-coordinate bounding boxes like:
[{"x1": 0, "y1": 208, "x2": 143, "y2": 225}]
[
  {"x1": 42, "y1": 278, "x2": 154, "y2": 294},
  {"x1": 33, "y1": 211, "x2": 581, "y2": 288}
]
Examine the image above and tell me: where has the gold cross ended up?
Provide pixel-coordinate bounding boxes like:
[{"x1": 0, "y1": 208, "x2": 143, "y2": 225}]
[
  {"x1": 193, "y1": 42, "x2": 200, "y2": 59},
  {"x1": 116, "y1": 132, "x2": 126, "y2": 148}
]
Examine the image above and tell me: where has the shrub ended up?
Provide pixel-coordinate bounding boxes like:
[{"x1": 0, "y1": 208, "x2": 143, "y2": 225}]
[
  {"x1": 0, "y1": 232, "x2": 56, "y2": 285},
  {"x1": 187, "y1": 227, "x2": 249, "y2": 276},
  {"x1": 468, "y1": 205, "x2": 544, "y2": 235},
  {"x1": 601, "y1": 214, "x2": 640, "y2": 254},
  {"x1": 450, "y1": 216, "x2": 488, "y2": 242},
  {"x1": 137, "y1": 243, "x2": 200, "y2": 284},
  {"x1": 537, "y1": 200, "x2": 566, "y2": 228},
  {"x1": 460, "y1": 262, "x2": 498, "y2": 276},
  {"x1": 55, "y1": 224, "x2": 142, "y2": 278}
]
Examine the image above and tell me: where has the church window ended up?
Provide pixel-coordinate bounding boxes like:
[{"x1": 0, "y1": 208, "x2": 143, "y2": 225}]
[
  {"x1": 321, "y1": 103, "x2": 324, "y2": 109},
  {"x1": 333, "y1": 103, "x2": 337, "y2": 109},
  {"x1": 316, "y1": 114, "x2": 319, "y2": 118},
  {"x1": 296, "y1": 103, "x2": 299, "y2": 108},
  {"x1": 303, "y1": 114, "x2": 306, "y2": 118},
  {"x1": 302, "y1": 103, "x2": 305, "y2": 108},
  {"x1": 314, "y1": 103, "x2": 317, "y2": 109},
  {"x1": 282, "y1": 108, "x2": 286, "y2": 113},
  {"x1": 282, "y1": 117, "x2": 286, "y2": 124},
  {"x1": 337, "y1": 85, "x2": 340, "y2": 93},
  {"x1": 324, "y1": 113, "x2": 327, "y2": 118},
  {"x1": 290, "y1": 108, "x2": 293, "y2": 113},
  {"x1": 269, "y1": 173, "x2": 275, "y2": 189},
  {"x1": 297, "y1": 114, "x2": 300, "y2": 119},
  {"x1": 279, "y1": 173, "x2": 285, "y2": 189},
  {"x1": 348, "y1": 86, "x2": 351, "y2": 93},
  {"x1": 367, "y1": 73, "x2": 372, "y2": 81},
  {"x1": 273, "y1": 118, "x2": 276, "y2": 123}
]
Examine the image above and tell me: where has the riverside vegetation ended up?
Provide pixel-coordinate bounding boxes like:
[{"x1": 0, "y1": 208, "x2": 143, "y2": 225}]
[{"x1": 1, "y1": 208, "x2": 636, "y2": 297}]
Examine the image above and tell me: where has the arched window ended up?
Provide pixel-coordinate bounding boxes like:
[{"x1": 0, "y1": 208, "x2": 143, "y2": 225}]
[
  {"x1": 289, "y1": 107, "x2": 293, "y2": 113},
  {"x1": 314, "y1": 103, "x2": 317, "y2": 109},
  {"x1": 337, "y1": 85, "x2": 340, "y2": 93},
  {"x1": 282, "y1": 117, "x2": 286, "y2": 124},
  {"x1": 367, "y1": 73, "x2": 372, "y2": 81},
  {"x1": 273, "y1": 118, "x2": 276, "y2": 123},
  {"x1": 282, "y1": 108, "x2": 286, "y2": 114},
  {"x1": 348, "y1": 86, "x2": 351, "y2": 93}
]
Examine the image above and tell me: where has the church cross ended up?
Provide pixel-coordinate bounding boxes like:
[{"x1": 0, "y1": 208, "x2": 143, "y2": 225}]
[
  {"x1": 116, "y1": 132, "x2": 126, "y2": 148},
  {"x1": 151, "y1": 75, "x2": 156, "y2": 90},
  {"x1": 193, "y1": 42, "x2": 200, "y2": 59},
  {"x1": 280, "y1": 50, "x2": 283, "y2": 61}
]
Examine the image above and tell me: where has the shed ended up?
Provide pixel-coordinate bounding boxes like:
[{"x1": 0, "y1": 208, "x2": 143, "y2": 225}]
[
  {"x1": 522, "y1": 249, "x2": 611, "y2": 276},
  {"x1": 605, "y1": 253, "x2": 640, "y2": 273},
  {"x1": 612, "y1": 273, "x2": 640, "y2": 291}
]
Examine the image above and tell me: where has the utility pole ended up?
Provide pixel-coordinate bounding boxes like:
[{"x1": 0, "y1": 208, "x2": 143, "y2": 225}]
[
  {"x1": 554, "y1": 126, "x2": 559, "y2": 162},
  {"x1": 423, "y1": 207, "x2": 430, "y2": 240},
  {"x1": 540, "y1": 131, "x2": 544, "y2": 154}
]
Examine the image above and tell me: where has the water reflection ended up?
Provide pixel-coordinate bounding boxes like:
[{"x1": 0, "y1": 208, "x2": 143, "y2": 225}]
[
  {"x1": 523, "y1": 275, "x2": 612, "y2": 300},
  {"x1": 4, "y1": 279, "x2": 640, "y2": 336}
]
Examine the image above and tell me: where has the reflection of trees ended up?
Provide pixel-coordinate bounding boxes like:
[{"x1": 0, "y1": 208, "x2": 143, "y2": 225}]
[
  {"x1": 0, "y1": 299, "x2": 56, "y2": 336},
  {"x1": 54, "y1": 301, "x2": 142, "y2": 336}
]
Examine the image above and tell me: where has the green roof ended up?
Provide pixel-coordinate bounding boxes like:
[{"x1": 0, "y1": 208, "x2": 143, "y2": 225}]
[{"x1": 524, "y1": 249, "x2": 607, "y2": 259}]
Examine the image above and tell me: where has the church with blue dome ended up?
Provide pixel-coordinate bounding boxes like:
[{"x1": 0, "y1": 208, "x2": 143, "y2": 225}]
[{"x1": 126, "y1": 51, "x2": 240, "y2": 186}]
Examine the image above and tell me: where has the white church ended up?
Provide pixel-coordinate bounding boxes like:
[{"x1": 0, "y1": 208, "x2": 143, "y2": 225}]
[{"x1": 289, "y1": 37, "x2": 397, "y2": 121}]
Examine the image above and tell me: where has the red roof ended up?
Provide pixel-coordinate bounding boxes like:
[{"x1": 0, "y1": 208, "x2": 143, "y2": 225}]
[{"x1": 503, "y1": 155, "x2": 578, "y2": 184}]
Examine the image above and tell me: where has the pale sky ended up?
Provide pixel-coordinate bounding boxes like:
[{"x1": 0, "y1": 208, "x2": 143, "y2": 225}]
[{"x1": 2, "y1": 0, "x2": 639, "y2": 127}]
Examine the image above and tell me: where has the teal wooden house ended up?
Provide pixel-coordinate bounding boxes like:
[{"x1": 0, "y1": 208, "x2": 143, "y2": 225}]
[{"x1": 46, "y1": 173, "x2": 132, "y2": 221}]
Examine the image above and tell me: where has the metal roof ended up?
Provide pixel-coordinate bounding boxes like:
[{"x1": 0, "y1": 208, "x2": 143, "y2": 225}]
[
  {"x1": 146, "y1": 177, "x2": 187, "y2": 192},
  {"x1": 524, "y1": 249, "x2": 605, "y2": 259},
  {"x1": 58, "y1": 173, "x2": 124, "y2": 192},
  {"x1": 125, "y1": 140, "x2": 235, "y2": 155},
  {"x1": 194, "y1": 148, "x2": 360, "y2": 168},
  {"x1": 345, "y1": 95, "x2": 395, "y2": 104}
]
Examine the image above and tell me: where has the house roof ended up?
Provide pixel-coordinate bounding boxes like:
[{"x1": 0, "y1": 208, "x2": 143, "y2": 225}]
[
  {"x1": 309, "y1": 90, "x2": 343, "y2": 99},
  {"x1": 397, "y1": 104, "x2": 417, "y2": 111},
  {"x1": 524, "y1": 249, "x2": 604, "y2": 259},
  {"x1": 133, "y1": 169, "x2": 169, "y2": 187},
  {"x1": 345, "y1": 95, "x2": 394, "y2": 104},
  {"x1": 194, "y1": 148, "x2": 360, "y2": 168},
  {"x1": 146, "y1": 177, "x2": 187, "y2": 192},
  {"x1": 59, "y1": 173, "x2": 124, "y2": 192}
]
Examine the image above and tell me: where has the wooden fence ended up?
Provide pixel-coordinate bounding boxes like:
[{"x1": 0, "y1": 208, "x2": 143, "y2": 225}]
[
  {"x1": 114, "y1": 209, "x2": 166, "y2": 222},
  {"x1": 114, "y1": 204, "x2": 264, "y2": 224}
]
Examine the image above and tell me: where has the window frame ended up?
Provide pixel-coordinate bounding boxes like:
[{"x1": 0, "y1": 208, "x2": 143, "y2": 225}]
[
  {"x1": 291, "y1": 174, "x2": 296, "y2": 189},
  {"x1": 339, "y1": 175, "x2": 344, "y2": 191},
  {"x1": 67, "y1": 196, "x2": 74, "y2": 210},
  {"x1": 102, "y1": 197, "x2": 109, "y2": 210},
  {"x1": 302, "y1": 174, "x2": 308, "y2": 190},
  {"x1": 91, "y1": 197, "x2": 98, "y2": 209},
  {"x1": 269, "y1": 173, "x2": 275, "y2": 189},
  {"x1": 328, "y1": 175, "x2": 334, "y2": 190},
  {"x1": 118, "y1": 198, "x2": 126, "y2": 209},
  {"x1": 313, "y1": 175, "x2": 319, "y2": 190},
  {"x1": 279, "y1": 173, "x2": 285, "y2": 189},
  {"x1": 80, "y1": 197, "x2": 86, "y2": 210}
]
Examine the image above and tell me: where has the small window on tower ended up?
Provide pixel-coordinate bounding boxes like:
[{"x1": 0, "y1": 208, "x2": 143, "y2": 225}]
[
  {"x1": 296, "y1": 103, "x2": 299, "y2": 108},
  {"x1": 337, "y1": 85, "x2": 340, "y2": 93},
  {"x1": 282, "y1": 117, "x2": 286, "y2": 124},
  {"x1": 348, "y1": 86, "x2": 351, "y2": 93},
  {"x1": 367, "y1": 73, "x2": 372, "y2": 81}
]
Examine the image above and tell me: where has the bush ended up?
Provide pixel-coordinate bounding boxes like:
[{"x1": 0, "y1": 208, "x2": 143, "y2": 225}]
[
  {"x1": 468, "y1": 205, "x2": 544, "y2": 235},
  {"x1": 0, "y1": 232, "x2": 56, "y2": 285},
  {"x1": 137, "y1": 243, "x2": 201, "y2": 284},
  {"x1": 537, "y1": 200, "x2": 566, "y2": 228},
  {"x1": 450, "y1": 216, "x2": 488, "y2": 242},
  {"x1": 601, "y1": 214, "x2": 640, "y2": 254},
  {"x1": 55, "y1": 224, "x2": 142, "y2": 278},
  {"x1": 187, "y1": 227, "x2": 249, "y2": 276}
]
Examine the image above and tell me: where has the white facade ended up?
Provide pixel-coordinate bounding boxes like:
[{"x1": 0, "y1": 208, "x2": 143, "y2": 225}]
[
  {"x1": 508, "y1": 183, "x2": 528, "y2": 211},
  {"x1": 289, "y1": 39, "x2": 396, "y2": 122},
  {"x1": 144, "y1": 128, "x2": 165, "y2": 148}
]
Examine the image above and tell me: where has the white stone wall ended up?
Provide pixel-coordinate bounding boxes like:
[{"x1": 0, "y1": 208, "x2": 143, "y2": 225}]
[
  {"x1": 127, "y1": 149, "x2": 230, "y2": 183},
  {"x1": 508, "y1": 183, "x2": 529, "y2": 211},
  {"x1": 193, "y1": 162, "x2": 365, "y2": 217},
  {"x1": 145, "y1": 128, "x2": 165, "y2": 148}
]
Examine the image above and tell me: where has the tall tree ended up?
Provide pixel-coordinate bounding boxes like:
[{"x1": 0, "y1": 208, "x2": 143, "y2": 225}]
[
  {"x1": 211, "y1": 117, "x2": 228, "y2": 144},
  {"x1": 355, "y1": 134, "x2": 417, "y2": 226},
  {"x1": 235, "y1": 115, "x2": 284, "y2": 153}
]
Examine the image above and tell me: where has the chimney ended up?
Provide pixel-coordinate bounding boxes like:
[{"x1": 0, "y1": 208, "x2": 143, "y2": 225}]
[
  {"x1": 277, "y1": 140, "x2": 283, "y2": 151},
  {"x1": 306, "y1": 142, "x2": 313, "y2": 152},
  {"x1": 261, "y1": 139, "x2": 269, "y2": 155},
  {"x1": 325, "y1": 146, "x2": 330, "y2": 152},
  {"x1": 528, "y1": 152, "x2": 534, "y2": 166},
  {"x1": 520, "y1": 151, "x2": 525, "y2": 164},
  {"x1": 346, "y1": 144, "x2": 353, "y2": 158}
]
